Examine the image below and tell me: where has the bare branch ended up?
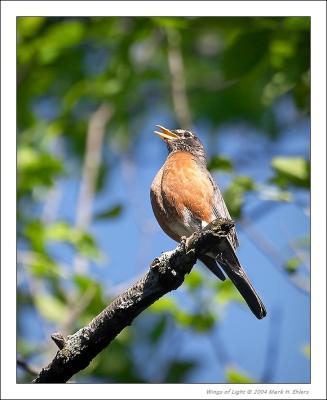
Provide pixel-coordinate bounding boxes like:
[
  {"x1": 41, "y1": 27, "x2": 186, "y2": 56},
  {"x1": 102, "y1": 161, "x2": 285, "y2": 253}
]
[
  {"x1": 32, "y1": 219, "x2": 234, "y2": 383},
  {"x1": 17, "y1": 356, "x2": 39, "y2": 377},
  {"x1": 166, "y1": 28, "x2": 192, "y2": 129},
  {"x1": 74, "y1": 103, "x2": 112, "y2": 274}
]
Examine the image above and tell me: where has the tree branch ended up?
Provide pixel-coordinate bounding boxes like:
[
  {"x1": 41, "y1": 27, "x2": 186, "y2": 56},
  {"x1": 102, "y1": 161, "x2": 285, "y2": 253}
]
[{"x1": 32, "y1": 218, "x2": 234, "y2": 383}]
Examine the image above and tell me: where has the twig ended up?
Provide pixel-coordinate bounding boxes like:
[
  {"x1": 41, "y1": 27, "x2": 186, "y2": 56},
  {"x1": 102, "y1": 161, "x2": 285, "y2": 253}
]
[
  {"x1": 32, "y1": 218, "x2": 234, "y2": 383},
  {"x1": 239, "y1": 217, "x2": 310, "y2": 294},
  {"x1": 60, "y1": 286, "x2": 97, "y2": 336},
  {"x1": 261, "y1": 306, "x2": 283, "y2": 383},
  {"x1": 166, "y1": 28, "x2": 192, "y2": 129},
  {"x1": 74, "y1": 103, "x2": 112, "y2": 274},
  {"x1": 17, "y1": 356, "x2": 39, "y2": 377}
]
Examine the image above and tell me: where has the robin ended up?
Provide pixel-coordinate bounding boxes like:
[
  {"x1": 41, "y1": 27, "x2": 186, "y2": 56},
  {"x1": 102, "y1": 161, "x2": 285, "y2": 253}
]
[{"x1": 151, "y1": 125, "x2": 266, "y2": 319}]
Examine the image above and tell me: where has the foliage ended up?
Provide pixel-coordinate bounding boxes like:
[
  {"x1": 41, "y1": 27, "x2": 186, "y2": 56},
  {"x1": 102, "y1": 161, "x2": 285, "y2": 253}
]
[{"x1": 17, "y1": 16, "x2": 310, "y2": 383}]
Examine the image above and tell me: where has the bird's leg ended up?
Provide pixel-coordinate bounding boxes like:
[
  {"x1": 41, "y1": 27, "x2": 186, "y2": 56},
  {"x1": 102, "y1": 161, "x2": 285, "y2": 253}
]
[{"x1": 204, "y1": 218, "x2": 235, "y2": 237}]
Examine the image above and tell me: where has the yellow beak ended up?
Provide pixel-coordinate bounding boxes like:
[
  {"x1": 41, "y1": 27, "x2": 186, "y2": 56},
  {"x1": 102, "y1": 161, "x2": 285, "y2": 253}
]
[{"x1": 154, "y1": 125, "x2": 179, "y2": 141}]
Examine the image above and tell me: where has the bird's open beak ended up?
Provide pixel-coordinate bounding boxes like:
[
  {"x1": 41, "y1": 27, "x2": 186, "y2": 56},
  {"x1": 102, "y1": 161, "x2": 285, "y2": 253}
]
[{"x1": 154, "y1": 125, "x2": 178, "y2": 141}]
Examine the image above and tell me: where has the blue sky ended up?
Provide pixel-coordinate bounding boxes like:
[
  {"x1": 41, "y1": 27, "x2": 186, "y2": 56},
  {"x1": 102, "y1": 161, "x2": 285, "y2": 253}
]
[{"x1": 18, "y1": 94, "x2": 310, "y2": 383}]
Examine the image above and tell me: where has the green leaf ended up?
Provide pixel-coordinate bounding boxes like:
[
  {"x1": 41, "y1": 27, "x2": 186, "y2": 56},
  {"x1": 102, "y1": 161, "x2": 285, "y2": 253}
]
[
  {"x1": 271, "y1": 157, "x2": 310, "y2": 189},
  {"x1": 223, "y1": 176, "x2": 256, "y2": 218},
  {"x1": 28, "y1": 254, "x2": 60, "y2": 279},
  {"x1": 184, "y1": 270, "x2": 203, "y2": 291},
  {"x1": 302, "y1": 344, "x2": 310, "y2": 358},
  {"x1": 226, "y1": 366, "x2": 256, "y2": 383},
  {"x1": 17, "y1": 17, "x2": 46, "y2": 38},
  {"x1": 149, "y1": 315, "x2": 167, "y2": 344},
  {"x1": 45, "y1": 222, "x2": 100, "y2": 259},
  {"x1": 284, "y1": 257, "x2": 301, "y2": 274},
  {"x1": 150, "y1": 297, "x2": 177, "y2": 313},
  {"x1": 222, "y1": 31, "x2": 269, "y2": 79},
  {"x1": 208, "y1": 156, "x2": 234, "y2": 172},
  {"x1": 215, "y1": 280, "x2": 244, "y2": 305},
  {"x1": 34, "y1": 294, "x2": 68, "y2": 323},
  {"x1": 18, "y1": 146, "x2": 64, "y2": 194},
  {"x1": 38, "y1": 21, "x2": 85, "y2": 64},
  {"x1": 94, "y1": 204, "x2": 123, "y2": 221},
  {"x1": 150, "y1": 297, "x2": 216, "y2": 332},
  {"x1": 165, "y1": 360, "x2": 196, "y2": 383}
]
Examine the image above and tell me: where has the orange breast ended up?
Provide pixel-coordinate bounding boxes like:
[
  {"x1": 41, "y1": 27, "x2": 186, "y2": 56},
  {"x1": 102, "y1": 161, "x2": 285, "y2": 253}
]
[{"x1": 161, "y1": 152, "x2": 215, "y2": 224}]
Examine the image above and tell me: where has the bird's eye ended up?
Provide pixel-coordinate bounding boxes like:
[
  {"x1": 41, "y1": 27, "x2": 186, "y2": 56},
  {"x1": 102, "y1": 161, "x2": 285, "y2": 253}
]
[{"x1": 184, "y1": 131, "x2": 192, "y2": 138}]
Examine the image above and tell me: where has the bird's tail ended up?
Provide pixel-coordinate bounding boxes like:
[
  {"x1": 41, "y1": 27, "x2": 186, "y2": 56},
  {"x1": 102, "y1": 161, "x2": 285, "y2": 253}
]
[
  {"x1": 199, "y1": 255, "x2": 226, "y2": 281},
  {"x1": 202, "y1": 238, "x2": 267, "y2": 319}
]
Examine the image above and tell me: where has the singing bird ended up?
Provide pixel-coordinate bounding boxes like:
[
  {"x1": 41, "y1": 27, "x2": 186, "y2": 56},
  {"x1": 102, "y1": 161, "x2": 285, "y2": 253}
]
[{"x1": 150, "y1": 125, "x2": 266, "y2": 319}]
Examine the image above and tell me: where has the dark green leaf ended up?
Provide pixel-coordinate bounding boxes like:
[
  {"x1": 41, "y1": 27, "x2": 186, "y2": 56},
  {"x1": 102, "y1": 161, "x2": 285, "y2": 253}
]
[
  {"x1": 208, "y1": 156, "x2": 234, "y2": 172},
  {"x1": 149, "y1": 315, "x2": 167, "y2": 344},
  {"x1": 165, "y1": 360, "x2": 196, "y2": 383},
  {"x1": 94, "y1": 204, "x2": 123, "y2": 220}
]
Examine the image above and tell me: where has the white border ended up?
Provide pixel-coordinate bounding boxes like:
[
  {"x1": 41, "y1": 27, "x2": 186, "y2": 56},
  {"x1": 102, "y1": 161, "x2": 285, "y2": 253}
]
[{"x1": 1, "y1": 1, "x2": 326, "y2": 399}]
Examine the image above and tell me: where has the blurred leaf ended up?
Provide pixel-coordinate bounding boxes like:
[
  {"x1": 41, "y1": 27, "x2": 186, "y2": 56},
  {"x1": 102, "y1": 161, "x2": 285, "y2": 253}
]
[
  {"x1": 24, "y1": 220, "x2": 46, "y2": 252},
  {"x1": 165, "y1": 360, "x2": 196, "y2": 383},
  {"x1": 17, "y1": 17, "x2": 46, "y2": 38},
  {"x1": 302, "y1": 344, "x2": 310, "y2": 358},
  {"x1": 293, "y1": 236, "x2": 310, "y2": 249},
  {"x1": 223, "y1": 176, "x2": 256, "y2": 218},
  {"x1": 222, "y1": 31, "x2": 269, "y2": 79},
  {"x1": 215, "y1": 280, "x2": 244, "y2": 305},
  {"x1": 45, "y1": 222, "x2": 100, "y2": 259},
  {"x1": 149, "y1": 315, "x2": 167, "y2": 344},
  {"x1": 17, "y1": 146, "x2": 64, "y2": 194},
  {"x1": 284, "y1": 257, "x2": 301, "y2": 274},
  {"x1": 34, "y1": 294, "x2": 68, "y2": 323},
  {"x1": 271, "y1": 157, "x2": 310, "y2": 189},
  {"x1": 152, "y1": 17, "x2": 188, "y2": 29},
  {"x1": 184, "y1": 270, "x2": 204, "y2": 291},
  {"x1": 208, "y1": 156, "x2": 234, "y2": 172},
  {"x1": 258, "y1": 185, "x2": 293, "y2": 202},
  {"x1": 28, "y1": 253, "x2": 60, "y2": 279},
  {"x1": 38, "y1": 20, "x2": 85, "y2": 64},
  {"x1": 94, "y1": 204, "x2": 123, "y2": 220},
  {"x1": 226, "y1": 366, "x2": 256, "y2": 383},
  {"x1": 150, "y1": 297, "x2": 215, "y2": 332}
]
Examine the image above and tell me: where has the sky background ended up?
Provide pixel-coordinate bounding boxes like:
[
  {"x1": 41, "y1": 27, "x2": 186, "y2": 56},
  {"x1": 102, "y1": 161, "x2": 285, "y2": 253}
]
[{"x1": 19, "y1": 95, "x2": 310, "y2": 383}]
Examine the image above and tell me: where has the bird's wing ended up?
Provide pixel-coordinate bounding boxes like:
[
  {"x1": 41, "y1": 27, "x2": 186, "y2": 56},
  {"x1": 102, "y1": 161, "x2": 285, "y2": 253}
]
[{"x1": 204, "y1": 167, "x2": 239, "y2": 248}]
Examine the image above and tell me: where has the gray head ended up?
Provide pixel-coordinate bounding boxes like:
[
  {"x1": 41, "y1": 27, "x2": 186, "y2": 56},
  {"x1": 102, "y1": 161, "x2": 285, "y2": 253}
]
[{"x1": 154, "y1": 125, "x2": 207, "y2": 164}]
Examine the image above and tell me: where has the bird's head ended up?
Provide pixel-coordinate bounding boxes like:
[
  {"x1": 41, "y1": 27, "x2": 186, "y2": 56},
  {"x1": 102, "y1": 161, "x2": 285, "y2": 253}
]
[{"x1": 154, "y1": 125, "x2": 206, "y2": 163}]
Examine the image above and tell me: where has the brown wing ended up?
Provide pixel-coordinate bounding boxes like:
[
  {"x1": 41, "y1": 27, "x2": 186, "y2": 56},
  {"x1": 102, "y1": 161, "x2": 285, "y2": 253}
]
[{"x1": 205, "y1": 169, "x2": 239, "y2": 249}]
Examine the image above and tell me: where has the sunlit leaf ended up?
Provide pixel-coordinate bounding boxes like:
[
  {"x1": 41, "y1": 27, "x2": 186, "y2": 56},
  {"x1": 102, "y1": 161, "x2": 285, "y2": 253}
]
[
  {"x1": 226, "y1": 366, "x2": 256, "y2": 383},
  {"x1": 223, "y1": 176, "x2": 256, "y2": 218},
  {"x1": 284, "y1": 257, "x2": 301, "y2": 274},
  {"x1": 184, "y1": 270, "x2": 203, "y2": 291},
  {"x1": 302, "y1": 344, "x2": 310, "y2": 358},
  {"x1": 215, "y1": 280, "x2": 244, "y2": 305},
  {"x1": 271, "y1": 157, "x2": 310, "y2": 189},
  {"x1": 17, "y1": 17, "x2": 46, "y2": 38},
  {"x1": 34, "y1": 294, "x2": 68, "y2": 323}
]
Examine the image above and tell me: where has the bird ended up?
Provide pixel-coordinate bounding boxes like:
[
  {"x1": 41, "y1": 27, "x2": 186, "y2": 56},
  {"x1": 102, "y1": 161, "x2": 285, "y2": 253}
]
[{"x1": 150, "y1": 125, "x2": 267, "y2": 319}]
